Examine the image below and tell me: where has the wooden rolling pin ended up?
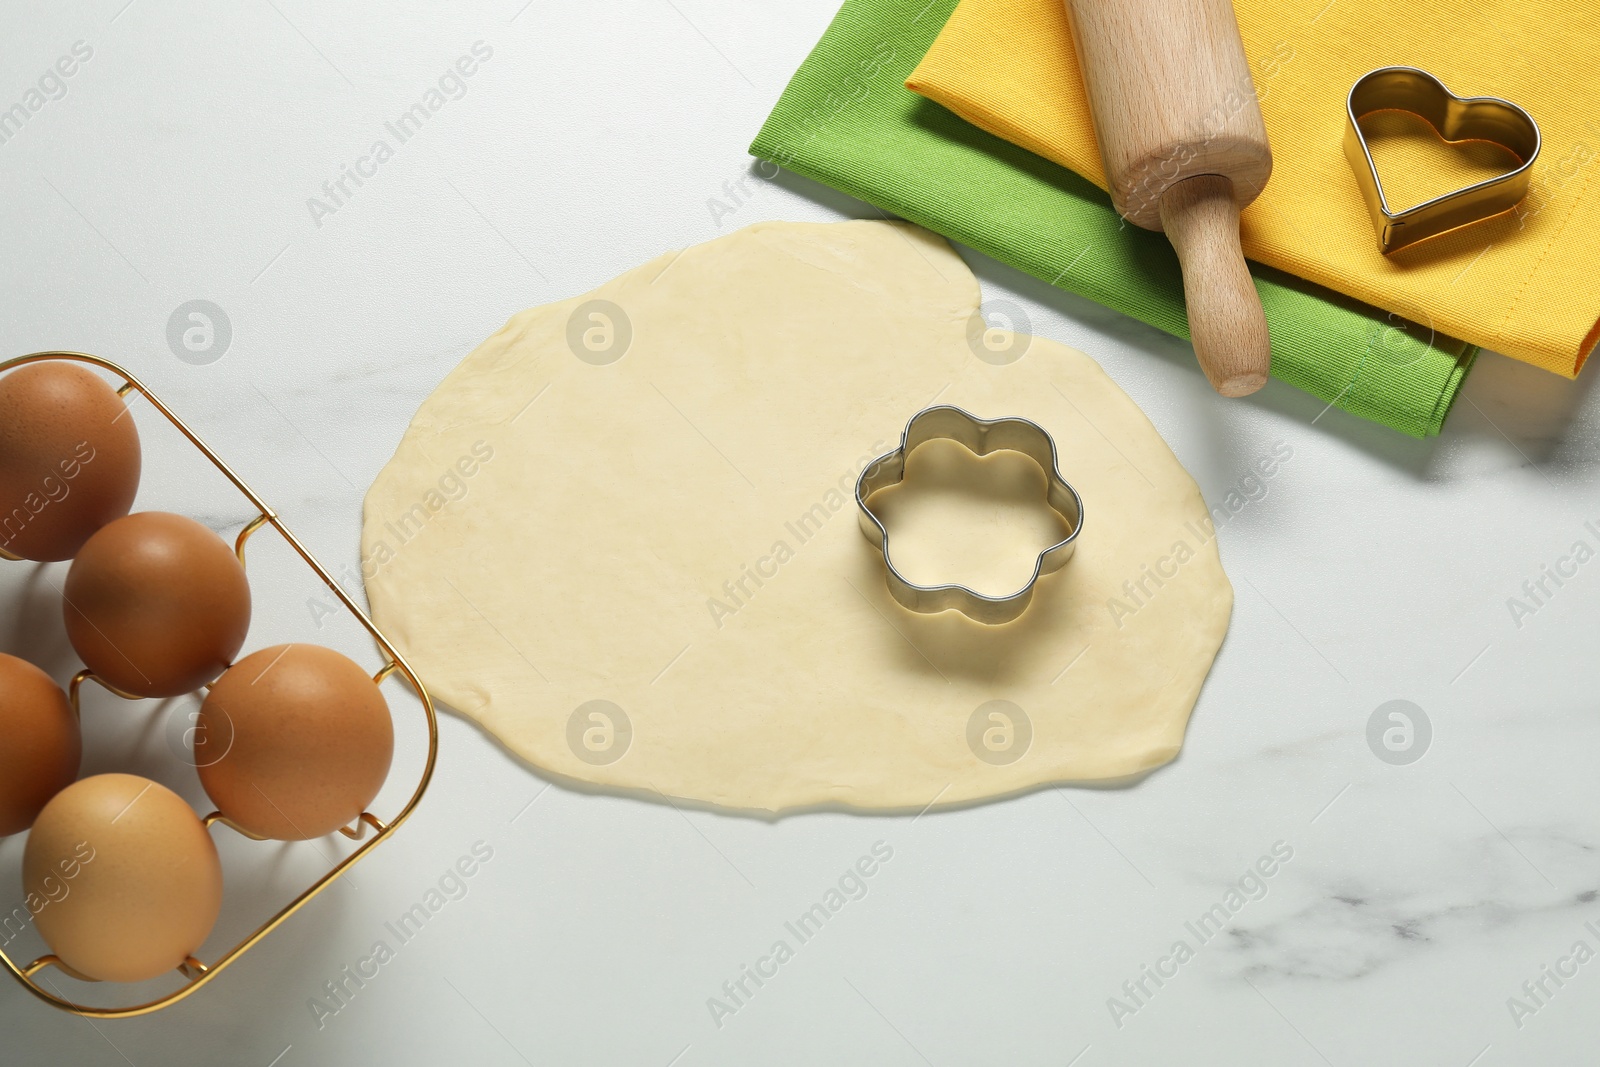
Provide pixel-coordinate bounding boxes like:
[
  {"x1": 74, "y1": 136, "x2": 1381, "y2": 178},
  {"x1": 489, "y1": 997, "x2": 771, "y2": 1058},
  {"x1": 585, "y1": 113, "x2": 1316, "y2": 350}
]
[{"x1": 1063, "y1": 0, "x2": 1273, "y2": 397}]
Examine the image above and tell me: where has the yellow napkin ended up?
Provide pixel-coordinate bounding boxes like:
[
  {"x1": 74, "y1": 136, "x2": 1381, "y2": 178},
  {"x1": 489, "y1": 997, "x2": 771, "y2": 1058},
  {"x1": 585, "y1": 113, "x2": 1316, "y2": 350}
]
[{"x1": 907, "y1": 0, "x2": 1600, "y2": 377}]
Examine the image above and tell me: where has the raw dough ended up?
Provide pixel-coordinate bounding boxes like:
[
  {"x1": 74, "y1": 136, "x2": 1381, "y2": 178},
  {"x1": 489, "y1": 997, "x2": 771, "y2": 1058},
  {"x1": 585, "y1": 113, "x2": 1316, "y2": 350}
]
[{"x1": 363, "y1": 221, "x2": 1230, "y2": 813}]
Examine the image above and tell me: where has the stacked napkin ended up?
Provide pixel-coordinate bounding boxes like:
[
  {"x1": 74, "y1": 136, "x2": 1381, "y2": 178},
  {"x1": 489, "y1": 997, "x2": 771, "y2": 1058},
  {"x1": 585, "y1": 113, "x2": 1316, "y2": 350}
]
[
  {"x1": 908, "y1": 0, "x2": 1599, "y2": 378},
  {"x1": 751, "y1": 0, "x2": 1475, "y2": 436}
]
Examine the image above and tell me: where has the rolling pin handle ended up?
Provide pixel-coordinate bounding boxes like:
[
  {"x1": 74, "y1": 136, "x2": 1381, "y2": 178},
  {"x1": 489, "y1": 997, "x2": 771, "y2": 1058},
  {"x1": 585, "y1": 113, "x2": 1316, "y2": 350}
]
[{"x1": 1158, "y1": 174, "x2": 1271, "y2": 398}]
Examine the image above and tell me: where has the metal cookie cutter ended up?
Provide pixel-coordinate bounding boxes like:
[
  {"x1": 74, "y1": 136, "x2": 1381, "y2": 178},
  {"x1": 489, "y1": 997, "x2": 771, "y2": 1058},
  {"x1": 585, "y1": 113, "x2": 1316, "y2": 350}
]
[
  {"x1": 1345, "y1": 66, "x2": 1540, "y2": 254},
  {"x1": 855, "y1": 405, "x2": 1084, "y2": 625}
]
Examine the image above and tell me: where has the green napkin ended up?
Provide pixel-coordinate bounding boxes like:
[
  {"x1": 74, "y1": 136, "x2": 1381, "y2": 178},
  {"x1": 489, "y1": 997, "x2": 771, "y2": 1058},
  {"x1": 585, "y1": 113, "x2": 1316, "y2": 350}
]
[{"x1": 749, "y1": 0, "x2": 1474, "y2": 437}]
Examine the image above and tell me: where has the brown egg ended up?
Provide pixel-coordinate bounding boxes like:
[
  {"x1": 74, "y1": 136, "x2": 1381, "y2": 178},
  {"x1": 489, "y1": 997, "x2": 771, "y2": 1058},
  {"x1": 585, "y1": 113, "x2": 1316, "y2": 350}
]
[
  {"x1": 197, "y1": 644, "x2": 393, "y2": 840},
  {"x1": 63, "y1": 512, "x2": 251, "y2": 698},
  {"x1": 0, "y1": 362, "x2": 141, "y2": 562},
  {"x1": 23, "y1": 773, "x2": 222, "y2": 983},
  {"x1": 0, "y1": 654, "x2": 81, "y2": 837}
]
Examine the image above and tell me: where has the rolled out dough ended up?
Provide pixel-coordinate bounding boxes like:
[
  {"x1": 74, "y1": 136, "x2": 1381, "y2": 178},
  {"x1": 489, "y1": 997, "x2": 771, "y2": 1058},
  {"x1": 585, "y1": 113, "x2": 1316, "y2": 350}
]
[{"x1": 363, "y1": 220, "x2": 1231, "y2": 813}]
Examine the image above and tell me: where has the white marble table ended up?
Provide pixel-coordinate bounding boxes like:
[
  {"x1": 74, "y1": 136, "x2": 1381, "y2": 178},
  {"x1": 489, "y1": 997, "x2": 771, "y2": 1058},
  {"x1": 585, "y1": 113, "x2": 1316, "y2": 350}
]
[{"x1": 2, "y1": 2, "x2": 1596, "y2": 1064}]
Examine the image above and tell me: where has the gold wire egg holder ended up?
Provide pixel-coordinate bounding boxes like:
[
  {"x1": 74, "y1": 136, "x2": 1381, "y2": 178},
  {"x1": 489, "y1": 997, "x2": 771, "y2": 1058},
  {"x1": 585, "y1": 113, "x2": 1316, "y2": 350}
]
[{"x1": 0, "y1": 351, "x2": 439, "y2": 1018}]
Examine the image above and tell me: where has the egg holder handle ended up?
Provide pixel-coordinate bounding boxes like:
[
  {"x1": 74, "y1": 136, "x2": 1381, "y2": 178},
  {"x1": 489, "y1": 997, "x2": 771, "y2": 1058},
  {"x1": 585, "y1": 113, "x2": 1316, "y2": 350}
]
[{"x1": 0, "y1": 351, "x2": 440, "y2": 1019}]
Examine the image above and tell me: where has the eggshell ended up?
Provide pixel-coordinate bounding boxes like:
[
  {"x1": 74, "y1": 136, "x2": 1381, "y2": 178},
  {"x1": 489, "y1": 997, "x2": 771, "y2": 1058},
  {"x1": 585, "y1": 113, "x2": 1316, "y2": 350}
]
[
  {"x1": 0, "y1": 363, "x2": 141, "y2": 562},
  {"x1": 0, "y1": 654, "x2": 81, "y2": 837},
  {"x1": 23, "y1": 773, "x2": 222, "y2": 983},
  {"x1": 197, "y1": 644, "x2": 393, "y2": 840},
  {"x1": 63, "y1": 512, "x2": 251, "y2": 698}
]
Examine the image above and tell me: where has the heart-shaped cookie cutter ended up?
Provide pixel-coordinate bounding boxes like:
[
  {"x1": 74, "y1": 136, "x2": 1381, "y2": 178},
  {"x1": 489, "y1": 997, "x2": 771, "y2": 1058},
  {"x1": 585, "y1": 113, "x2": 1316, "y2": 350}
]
[
  {"x1": 855, "y1": 405, "x2": 1084, "y2": 625},
  {"x1": 1344, "y1": 66, "x2": 1540, "y2": 254}
]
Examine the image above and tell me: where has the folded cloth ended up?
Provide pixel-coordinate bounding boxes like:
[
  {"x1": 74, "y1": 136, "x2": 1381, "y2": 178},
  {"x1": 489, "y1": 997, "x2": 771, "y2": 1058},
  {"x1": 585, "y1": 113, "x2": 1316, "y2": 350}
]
[
  {"x1": 907, "y1": 0, "x2": 1599, "y2": 378},
  {"x1": 750, "y1": 0, "x2": 1474, "y2": 437}
]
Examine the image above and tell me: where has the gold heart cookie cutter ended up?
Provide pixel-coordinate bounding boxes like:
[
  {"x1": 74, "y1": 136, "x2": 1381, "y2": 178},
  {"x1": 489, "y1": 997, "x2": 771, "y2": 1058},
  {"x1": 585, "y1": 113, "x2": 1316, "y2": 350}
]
[{"x1": 1344, "y1": 66, "x2": 1540, "y2": 254}]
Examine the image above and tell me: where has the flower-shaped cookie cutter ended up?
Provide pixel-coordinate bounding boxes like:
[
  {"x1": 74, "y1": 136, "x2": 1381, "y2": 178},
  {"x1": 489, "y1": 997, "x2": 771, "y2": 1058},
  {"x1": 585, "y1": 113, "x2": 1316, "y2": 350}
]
[{"x1": 855, "y1": 406, "x2": 1084, "y2": 625}]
